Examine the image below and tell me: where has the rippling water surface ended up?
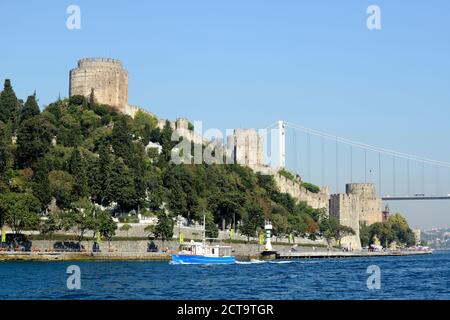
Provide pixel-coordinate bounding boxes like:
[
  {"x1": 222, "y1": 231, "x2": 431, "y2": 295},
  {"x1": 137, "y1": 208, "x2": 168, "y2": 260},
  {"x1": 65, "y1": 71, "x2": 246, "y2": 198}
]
[{"x1": 0, "y1": 251, "x2": 448, "y2": 300}]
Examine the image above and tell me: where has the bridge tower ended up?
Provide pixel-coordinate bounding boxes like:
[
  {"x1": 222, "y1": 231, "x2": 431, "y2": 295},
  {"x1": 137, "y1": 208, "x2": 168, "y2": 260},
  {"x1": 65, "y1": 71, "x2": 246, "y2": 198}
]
[{"x1": 277, "y1": 120, "x2": 286, "y2": 169}]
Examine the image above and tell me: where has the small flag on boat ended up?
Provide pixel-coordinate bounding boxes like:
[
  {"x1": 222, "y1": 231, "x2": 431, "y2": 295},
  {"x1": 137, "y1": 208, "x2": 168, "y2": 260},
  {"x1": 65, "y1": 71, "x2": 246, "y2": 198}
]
[
  {"x1": 230, "y1": 228, "x2": 234, "y2": 239},
  {"x1": 179, "y1": 232, "x2": 184, "y2": 244},
  {"x1": 1, "y1": 226, "x2": 5, "y2": 243},
  {"x1": 259, "y1": 232, "x2": 264, "y2": 245}
]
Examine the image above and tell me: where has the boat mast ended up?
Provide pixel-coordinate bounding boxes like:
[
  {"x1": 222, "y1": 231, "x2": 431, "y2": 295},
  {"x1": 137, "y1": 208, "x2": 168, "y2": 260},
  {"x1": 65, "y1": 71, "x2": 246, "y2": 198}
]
[{"x1": 202, "y1": 212, "x2": 206, "y2": 244}]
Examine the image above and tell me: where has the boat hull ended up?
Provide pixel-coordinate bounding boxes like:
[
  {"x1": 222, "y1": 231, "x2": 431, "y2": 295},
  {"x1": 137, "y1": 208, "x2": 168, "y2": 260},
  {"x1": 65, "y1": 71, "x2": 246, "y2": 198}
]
[{"x1": 171, "y1": 254, "x2": 236, "y2": 265}]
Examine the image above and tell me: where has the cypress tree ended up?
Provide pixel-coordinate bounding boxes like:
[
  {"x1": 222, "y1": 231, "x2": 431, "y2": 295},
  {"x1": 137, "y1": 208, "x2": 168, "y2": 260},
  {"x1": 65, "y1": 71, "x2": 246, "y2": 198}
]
[
  {"x1": 0, "y1": 79, "x2": 21, "y2": 125},
  {"x1": 91, "y1": 145, "x2": 114, "y2": 206},
  {"x1": 89, "y1": 88, "x2": 96, "y2": 108},
  {"x1": 0, "y1": 122, "x2": 12, "y2": 178},
  {"x1": 111, "y1": 116, "x2": 133, "y2": 159},
  {"x1": 68, "y1": 148, "x2": 89, "y2": 199},
  {"x1": 20, "y1": 93, "x2": 40, "y2": 123},
  {"x1": 110, "y1": 157, "x2": 136, "y2": 210},
  {"x1": 32, "y1": 159, "x2": 52, "y2": 211}
]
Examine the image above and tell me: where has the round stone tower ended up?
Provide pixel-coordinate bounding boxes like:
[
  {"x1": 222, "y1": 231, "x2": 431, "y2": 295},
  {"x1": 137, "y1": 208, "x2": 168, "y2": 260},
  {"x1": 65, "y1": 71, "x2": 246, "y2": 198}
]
[{"x1": 69, "y1": 58, "x2": 128, "y2": 111}]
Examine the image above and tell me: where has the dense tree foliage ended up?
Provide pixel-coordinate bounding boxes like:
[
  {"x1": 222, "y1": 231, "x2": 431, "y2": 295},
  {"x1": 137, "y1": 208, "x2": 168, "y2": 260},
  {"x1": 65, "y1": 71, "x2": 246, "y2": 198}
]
[
  {"x1": 0, "y1": 80, "x2": 363, "y2": 243},
  {"x1": 360, "y1": 213, "x2": 416, "y2": 248}
]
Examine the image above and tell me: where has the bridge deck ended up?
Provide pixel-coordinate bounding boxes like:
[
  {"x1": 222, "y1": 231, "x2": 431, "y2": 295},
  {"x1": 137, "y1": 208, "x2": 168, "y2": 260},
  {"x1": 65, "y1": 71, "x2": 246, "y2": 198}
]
[{"x1": 382, "y1": 196, "x2": 450, "y2": 200}]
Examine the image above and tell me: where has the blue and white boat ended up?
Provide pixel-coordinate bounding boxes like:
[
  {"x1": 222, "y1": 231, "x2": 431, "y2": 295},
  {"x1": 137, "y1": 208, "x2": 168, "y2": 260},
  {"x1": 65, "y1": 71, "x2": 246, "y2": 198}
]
[
  {"x1": 171, "y1": 241, "x2": 236, "y2": 265},
  {"x1": 171, "y1": 215, "x2": 236, "y2": 265}
]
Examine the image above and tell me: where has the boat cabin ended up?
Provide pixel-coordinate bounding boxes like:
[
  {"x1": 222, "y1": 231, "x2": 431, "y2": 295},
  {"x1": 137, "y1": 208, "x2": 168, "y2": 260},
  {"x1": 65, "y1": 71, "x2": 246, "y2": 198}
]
[{"x1": 179, "y1": 242, "x2": 232, "y2": 257}]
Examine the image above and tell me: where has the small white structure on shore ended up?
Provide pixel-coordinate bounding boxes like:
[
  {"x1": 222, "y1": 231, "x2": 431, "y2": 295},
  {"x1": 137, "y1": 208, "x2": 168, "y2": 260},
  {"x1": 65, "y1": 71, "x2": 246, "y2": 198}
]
[{"x1": 264, "y1": 220, "x2": 273, "y2": 251}]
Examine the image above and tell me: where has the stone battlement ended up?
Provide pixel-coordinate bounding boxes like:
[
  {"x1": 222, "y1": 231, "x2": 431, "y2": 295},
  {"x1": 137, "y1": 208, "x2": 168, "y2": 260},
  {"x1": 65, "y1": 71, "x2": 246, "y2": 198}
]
[
  {"x1": 77, "y1": 58, "x2": 123, "y2": 68},
  {"x1": 345, "y1": 183, "x2": 377, "y2": 197}
]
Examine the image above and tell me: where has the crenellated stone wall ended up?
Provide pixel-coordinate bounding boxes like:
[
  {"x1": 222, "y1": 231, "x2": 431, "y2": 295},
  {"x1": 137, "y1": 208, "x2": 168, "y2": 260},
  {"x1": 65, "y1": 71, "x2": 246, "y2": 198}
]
[
  {"x1": 345, "y1": 183, "x2": 382, "y2": 226},
  {"x1": 251, "y1": 166, "x2": 329, "y2": 211},
  {"x1": 329, "y1": 183, "x2": 382, "y2": 251},
  {"x1": 329, "y1": 194, "x2": 362, "y2": 251},
  {"x1": 273, "y1": 174, "x2": 330, "y2": 211}
]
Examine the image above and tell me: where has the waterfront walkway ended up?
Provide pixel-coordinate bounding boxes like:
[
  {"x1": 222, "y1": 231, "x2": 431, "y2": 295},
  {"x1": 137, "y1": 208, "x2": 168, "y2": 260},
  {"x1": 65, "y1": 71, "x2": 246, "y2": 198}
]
[
  {"x1": 276, "y1": 250, "x2": 432, "y2": 259},
  {"x1": 0, "y1": 249, "x2": 432, "y2": 261},
  {"x1": 0, "y1": 251, "x2": 170, "y2": 261}
]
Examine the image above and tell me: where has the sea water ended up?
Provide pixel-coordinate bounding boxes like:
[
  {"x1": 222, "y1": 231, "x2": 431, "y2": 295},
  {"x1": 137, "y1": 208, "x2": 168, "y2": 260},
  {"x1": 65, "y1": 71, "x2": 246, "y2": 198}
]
[{"x1": 0, "y1": 250, "x2": 448, "y2": 300}]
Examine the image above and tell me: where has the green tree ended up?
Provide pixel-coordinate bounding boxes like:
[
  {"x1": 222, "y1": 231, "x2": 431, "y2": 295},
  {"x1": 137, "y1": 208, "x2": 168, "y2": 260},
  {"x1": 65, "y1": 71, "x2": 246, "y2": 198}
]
[
  {"x1": 0, "y1": 79, "x2": 21, "y2": 126},
  {"x1": 128, "y1": 143, "x2": 147, "y2": 211},
  {"x1": 369, "y1": 222, "x2": 395, "y2": 248},
  {"x1": 0, "y1": 192, "x2": 41, "y2": 236},
  {"x1": 387, "y1": 213, "x2": 415, "y2": 246},
  {"x1": 205, "y1": 219, "x2": 219, "y2": 239},
  {"x1": 68, "y1": 148, "x2": 89, "y2": 199},
  {"x1": 159, "y1": 120, "x2": 176, "y2": 163},
  {"x1": 133, "y1": 110, "x2": 157, "y2": 145},
  {"x1": 96, "y1": 209, "x2": 117, "y2": 247},
  {"x1": 163, "y1": 166, "x2": 188, "y2": 218},
  {"x1": 20, "y1": 94, "x2": 40, "y2": 124},
  {"x1": 39, "y1": 212, "x2": 61, "y2": 239},
  {"x1": 240, "y1": 201, "x2": 264, "y2": 241},
  {"x1": 360, "y1": 222, "x2": 371, "y2": 247},
  {"x1": 319, "y1": 217, "x2": 355, "y2": 248},
  {"x1": 68, "y1": 95, "x2": 87, "y2": 106},
  {"x1": 154, "y1": 212, "x2": 174, "y2": 242},
  {"x1": 0, "y1": 122, "x2": 13, "y2": 180},
  {"x1": 89, "y1": 88, "x2": 96, "y2": 108},
  {"x1": 90, "y1": 145, "x2": 113, "y2": 206},
  {"x1": 80, "y1": 109, "x2": 101, "y2": 137},
  {"x1": 120, "y1": 223, "x2": 132, "y2": 237},
  {"x1": 59, "y1": 199, "x2": 96, "y2": 243},
  {"x1": 48, "y1": 170, "x2": 74, "y2": 209},
  {"x1": 111, "y1": 115, "x2": 133, "y2": 159},
  {"x1": 16, "y1": 115, "x2": 55, "y2": 168},
  {"x1": 109, "y1": 157, "x2": 136, "y2": 209},
  {"x1": 31, "y1": 159, "x2": 52, "y2": 210},
  {"x1": 57, "y1": 113, "x2": 83, "y2": 147}
]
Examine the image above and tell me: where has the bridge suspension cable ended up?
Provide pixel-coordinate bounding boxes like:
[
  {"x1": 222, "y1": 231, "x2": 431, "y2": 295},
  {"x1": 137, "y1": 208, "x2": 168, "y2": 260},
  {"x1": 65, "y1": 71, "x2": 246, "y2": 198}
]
[{"x1": 283, "y1": 121, "x2": 450, "y2": 169}]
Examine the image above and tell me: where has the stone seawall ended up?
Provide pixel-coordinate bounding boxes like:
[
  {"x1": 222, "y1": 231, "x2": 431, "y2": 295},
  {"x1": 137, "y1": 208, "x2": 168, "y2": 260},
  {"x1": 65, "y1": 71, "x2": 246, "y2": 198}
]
[{"x1": 24, "y1": 240, "x2": 318, "y2": 259}]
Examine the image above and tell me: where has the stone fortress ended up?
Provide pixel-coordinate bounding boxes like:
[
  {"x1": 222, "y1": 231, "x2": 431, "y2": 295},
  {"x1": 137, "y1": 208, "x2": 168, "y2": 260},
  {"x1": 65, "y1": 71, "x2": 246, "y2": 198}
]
[
  {"x1": 69, "y1": 58, "x2": 383, "y2": 250},
  {"x1": 227, "y1": 129, "x2": 264, "y2": 167},
  {"x1": 69, "y1": 58, "x2": 138, "y2": 117}
]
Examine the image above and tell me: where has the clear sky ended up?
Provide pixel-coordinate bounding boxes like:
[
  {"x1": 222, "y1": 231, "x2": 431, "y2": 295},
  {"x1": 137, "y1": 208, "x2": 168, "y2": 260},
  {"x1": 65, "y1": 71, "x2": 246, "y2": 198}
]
[{"x1": 1, "y1": 0, "x2": 449, "y2": 230}]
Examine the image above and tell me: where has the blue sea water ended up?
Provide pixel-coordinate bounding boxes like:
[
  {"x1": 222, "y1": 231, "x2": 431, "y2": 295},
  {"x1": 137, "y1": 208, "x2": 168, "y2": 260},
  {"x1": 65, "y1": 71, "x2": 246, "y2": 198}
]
[{"x1": 0, "y1": 251, "x2": 448, "y2": 300}]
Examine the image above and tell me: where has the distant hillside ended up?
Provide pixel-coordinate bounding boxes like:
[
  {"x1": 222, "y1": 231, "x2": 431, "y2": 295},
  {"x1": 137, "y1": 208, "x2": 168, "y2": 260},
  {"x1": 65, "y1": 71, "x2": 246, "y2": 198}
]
[{"x1": 422, "y1": 228, "x2": 450, "y2": 249}]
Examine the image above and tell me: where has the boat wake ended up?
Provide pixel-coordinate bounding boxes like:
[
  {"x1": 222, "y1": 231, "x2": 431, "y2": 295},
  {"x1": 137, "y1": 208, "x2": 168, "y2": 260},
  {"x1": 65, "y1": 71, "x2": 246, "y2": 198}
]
[
  {"x1": 235, "y1": 259, "x2": 295, "y2": 265},
  {"x1": 269, "y1": 260, "x2": 294, "y2": 264},
  {"x1": 236, "y1": 259, "x2": 267, "y2": 265}
]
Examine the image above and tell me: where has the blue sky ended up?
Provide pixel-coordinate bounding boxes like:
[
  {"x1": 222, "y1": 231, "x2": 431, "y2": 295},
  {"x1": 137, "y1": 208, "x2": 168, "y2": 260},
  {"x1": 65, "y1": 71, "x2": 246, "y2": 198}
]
[{"x1": 1, "y1": 0, "x2": 449, "y2": 229}]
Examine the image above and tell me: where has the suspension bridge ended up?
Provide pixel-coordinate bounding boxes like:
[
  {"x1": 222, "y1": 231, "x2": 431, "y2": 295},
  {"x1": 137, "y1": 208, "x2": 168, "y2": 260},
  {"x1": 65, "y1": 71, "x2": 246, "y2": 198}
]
[{"x1": 266, "y1": 121, "x2": 450, "y2": 200}]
